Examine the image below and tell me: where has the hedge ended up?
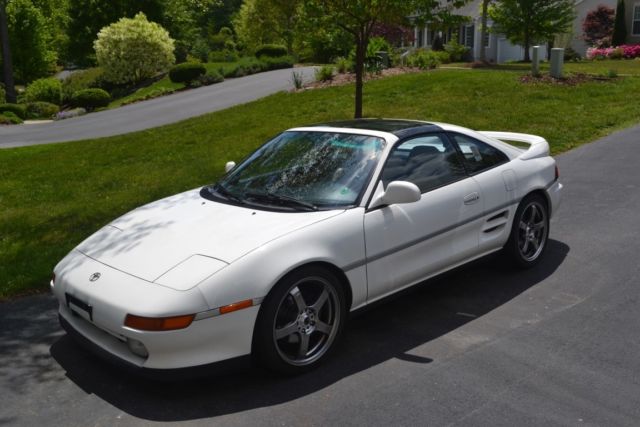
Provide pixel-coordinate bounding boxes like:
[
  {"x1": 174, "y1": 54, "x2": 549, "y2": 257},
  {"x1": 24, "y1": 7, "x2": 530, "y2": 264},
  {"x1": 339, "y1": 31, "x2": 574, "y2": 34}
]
[
  {"x1": 71, "y1": 88, "x2": 111, "y2": 110},
  {"x1": 169, "y1": 62, "x2": 207, "y2": 84},
  {"x1": 0, "y1": 103, "x2": 27, "y2": 120},
  {"x1": 25, "y1": 102, "x2": 60, "y2": 119},
  {"x1": 255, "y1": 44, "x2": 288, "y2": 58}
]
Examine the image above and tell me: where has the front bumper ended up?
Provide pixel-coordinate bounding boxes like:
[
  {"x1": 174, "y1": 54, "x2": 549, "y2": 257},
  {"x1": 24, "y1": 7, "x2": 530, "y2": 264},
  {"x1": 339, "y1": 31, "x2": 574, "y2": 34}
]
[
  {"x1": 59, "y1": 314, "x2": 251, "y2": 380},
  {"x1": 53, "y1": 251, "x2": 260, "y2": 370}
]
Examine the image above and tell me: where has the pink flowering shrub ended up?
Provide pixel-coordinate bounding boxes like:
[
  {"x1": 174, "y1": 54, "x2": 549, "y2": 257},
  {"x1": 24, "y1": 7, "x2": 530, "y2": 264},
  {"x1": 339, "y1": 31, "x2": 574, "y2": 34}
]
[{"x1": 587, "y1": 44, "x2": 640, "y2": 59}]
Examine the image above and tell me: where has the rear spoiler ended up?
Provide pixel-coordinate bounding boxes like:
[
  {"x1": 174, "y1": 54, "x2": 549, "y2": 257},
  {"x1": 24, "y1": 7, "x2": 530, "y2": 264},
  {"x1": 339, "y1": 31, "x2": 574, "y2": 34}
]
[{"x1": 478, "y1": 131, "x2": 550, "y2": 160}]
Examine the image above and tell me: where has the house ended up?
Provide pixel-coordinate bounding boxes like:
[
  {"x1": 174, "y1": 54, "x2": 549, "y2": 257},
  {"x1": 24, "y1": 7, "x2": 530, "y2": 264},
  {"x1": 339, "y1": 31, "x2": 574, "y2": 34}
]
[{"x1": 412, "y1": 0, "x2": 637, "y2": 63}]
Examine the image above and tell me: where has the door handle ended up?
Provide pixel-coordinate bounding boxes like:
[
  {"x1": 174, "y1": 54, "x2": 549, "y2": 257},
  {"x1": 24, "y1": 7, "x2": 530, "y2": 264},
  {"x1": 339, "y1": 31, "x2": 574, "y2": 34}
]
[{"x1": 463, "y1": 192, "x2": 480, "y2": 205}]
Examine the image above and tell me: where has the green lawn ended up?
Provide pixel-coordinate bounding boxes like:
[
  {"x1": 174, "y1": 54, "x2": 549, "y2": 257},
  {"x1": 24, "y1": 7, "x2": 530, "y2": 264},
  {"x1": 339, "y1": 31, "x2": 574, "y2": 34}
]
[
  {"x1": 2, "y1": 68, "x2": 640, "y2": 299},
  {"x1": 446, "y1": 59, "x2": 640, "y2": 76}
]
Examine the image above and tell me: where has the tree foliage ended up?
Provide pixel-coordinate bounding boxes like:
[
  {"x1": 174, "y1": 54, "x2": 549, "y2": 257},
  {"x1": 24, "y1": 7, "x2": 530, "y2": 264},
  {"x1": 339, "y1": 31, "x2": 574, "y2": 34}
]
[
  {"x1": 582, "y1": 5, "x2": 615, "y2": 47},
  {"x1": 66, "y1": 0, "x2": 164, "y2": 66},
  {"x1": 489, "y1": 0, "x2": 575, "y2": 61},
  {"x1": 94, "y1": 13, "x2": 175, "y2": 85},
  {"x1": 304, "y1": 0, "x2": 468, "y2": 118},
  {"x1": 6, "y1": 0, "x2": 57, "y2": 82}
]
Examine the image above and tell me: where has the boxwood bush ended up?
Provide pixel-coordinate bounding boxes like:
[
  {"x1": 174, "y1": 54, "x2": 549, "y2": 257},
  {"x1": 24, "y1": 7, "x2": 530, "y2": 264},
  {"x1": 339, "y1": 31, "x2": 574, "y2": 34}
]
[
  {"x1": 255, "y1": 44, "x2": 288, "y2": 58},
  {"x1": 261, "y1": 55, "x2": 295, "y2": 71},
  {"x1": 25, "y1": 102, "x2": 60, "y2": 119},
  {"x1": 71, "y1": 88, "x2": 111, "y2": 110},
  {"x1": 62, "y1": 68, "x2": 106, "y2": 104},
  {"x1": 0, "y1": 103, "x2": 27, "y2": 119},
  {"x1": 22, "y1": 78, "x2": 63, "y2": 105},
  {"x1": 169, "y1": 62, "x2": 207, "y2": 85}
]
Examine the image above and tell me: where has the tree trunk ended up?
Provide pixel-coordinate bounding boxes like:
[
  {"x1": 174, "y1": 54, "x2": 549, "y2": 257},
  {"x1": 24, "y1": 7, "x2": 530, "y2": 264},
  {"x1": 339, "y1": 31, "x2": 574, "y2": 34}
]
[
  {"x1": 0, "y1": 0, "x2": 16, "y2": 103},
  {"x1": 479, "y1": 0, "x2": 489, "y2": 62},
  {"x1": 354, "y1": 35, "x2": 366, "y2": 119},
  {"x1": 523, "y1": 33, "x2": 530, "y2": 62}
]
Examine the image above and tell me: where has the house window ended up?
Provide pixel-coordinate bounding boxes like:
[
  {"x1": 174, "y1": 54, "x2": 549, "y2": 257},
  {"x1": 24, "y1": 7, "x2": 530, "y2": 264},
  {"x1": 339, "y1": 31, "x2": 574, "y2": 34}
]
[
  {"x1": 633, "y1": 4, "x2": 640, "y2": 35},
  {"x1": 417, "y1": 28, "x2": 424, "y2": 47},
  {"x1": 483, "y1": 28, "x2": 491, "y2": 48},
  {"x1": 464, "y1": 25, "x2": 475, "y2": 48}
]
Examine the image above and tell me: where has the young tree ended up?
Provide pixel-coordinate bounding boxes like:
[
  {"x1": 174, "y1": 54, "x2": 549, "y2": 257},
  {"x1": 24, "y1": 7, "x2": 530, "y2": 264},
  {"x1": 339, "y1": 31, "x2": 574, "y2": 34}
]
[
  {"x1": 0, "y1": 0, "x2": 15, "y2": 102},
  {"x1": 582, "y1": 5, "x2": 615, "y2": 47},
  {"x1": 489, "y1": 0, "x2": 574, "y2": 61},
  {"x1": 94, "y1": 13, "x2": 175, "y2": 85},
  {"x1": 305, "y1": 0, "x2": 467, "y2": 119},
  {"x1": 612, "y1": 0, "x2": 626, "y2": 46}
]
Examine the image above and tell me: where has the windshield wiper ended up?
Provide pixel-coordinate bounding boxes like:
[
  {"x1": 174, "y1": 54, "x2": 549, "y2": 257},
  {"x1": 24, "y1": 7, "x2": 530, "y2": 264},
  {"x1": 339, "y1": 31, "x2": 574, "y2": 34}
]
[
  {"x1": 212, "y1": 184, "x2": 244, "y2": 204},
  {"x1": 244, "y1": 191, "x2": 318, "y2": 211}
]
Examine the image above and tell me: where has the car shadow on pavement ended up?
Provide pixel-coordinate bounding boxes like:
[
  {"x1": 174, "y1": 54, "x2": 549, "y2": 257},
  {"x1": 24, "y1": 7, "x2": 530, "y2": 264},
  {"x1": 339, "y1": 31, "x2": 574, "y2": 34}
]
[{"x1": 49, "y1": 239, "x2": 569, "y2": 421}]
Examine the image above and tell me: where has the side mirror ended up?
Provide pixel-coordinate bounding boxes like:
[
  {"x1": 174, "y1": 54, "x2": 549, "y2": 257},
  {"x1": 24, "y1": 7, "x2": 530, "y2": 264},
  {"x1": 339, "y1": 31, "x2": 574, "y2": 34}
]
[
  {"x1": 369, "y1": 181, "x2": 421, "y2": 209},
  {"x1": 225, "y1": 161, "x2": 236, "y2": 173}
]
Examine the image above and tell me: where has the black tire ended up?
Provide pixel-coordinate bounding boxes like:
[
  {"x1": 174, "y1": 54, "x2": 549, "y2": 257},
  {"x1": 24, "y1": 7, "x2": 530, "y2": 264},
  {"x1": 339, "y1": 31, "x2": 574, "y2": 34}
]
[
  {"x1": 504, "y1": 193, "x2": 550, "y2": 269},
  {"x1": 253, "y1": 266, "x2": 347, "y2": 375}
]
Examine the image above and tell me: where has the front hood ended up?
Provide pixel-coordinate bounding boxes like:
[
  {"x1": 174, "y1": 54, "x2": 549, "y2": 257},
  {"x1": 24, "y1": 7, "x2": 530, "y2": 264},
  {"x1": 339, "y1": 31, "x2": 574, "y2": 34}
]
[{"x1": 76, "y1": 189, "x2": 343, "y2": 282}]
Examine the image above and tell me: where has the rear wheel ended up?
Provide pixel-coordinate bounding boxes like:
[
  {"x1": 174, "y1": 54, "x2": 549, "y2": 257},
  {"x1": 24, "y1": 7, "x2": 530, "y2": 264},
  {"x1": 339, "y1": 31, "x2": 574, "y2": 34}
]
[
  {"x1": 253, "y1": 266, "x2": 346, "y2": 374},
  {"x1": 505, "y1": 194, "x2": 549, "y2": 268}
]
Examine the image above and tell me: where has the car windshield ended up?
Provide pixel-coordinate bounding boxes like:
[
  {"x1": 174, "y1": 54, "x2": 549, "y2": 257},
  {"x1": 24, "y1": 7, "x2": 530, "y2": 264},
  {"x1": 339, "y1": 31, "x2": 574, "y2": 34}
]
[{"x1": 205, "y1": 131, "x2": 386, "y2": 210}]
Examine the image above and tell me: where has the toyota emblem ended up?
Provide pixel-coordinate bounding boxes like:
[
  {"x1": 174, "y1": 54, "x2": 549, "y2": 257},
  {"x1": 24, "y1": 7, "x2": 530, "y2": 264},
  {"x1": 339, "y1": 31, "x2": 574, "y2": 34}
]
[{"x1": 89, "y1": 272, "x2": 101, "y2": 282}]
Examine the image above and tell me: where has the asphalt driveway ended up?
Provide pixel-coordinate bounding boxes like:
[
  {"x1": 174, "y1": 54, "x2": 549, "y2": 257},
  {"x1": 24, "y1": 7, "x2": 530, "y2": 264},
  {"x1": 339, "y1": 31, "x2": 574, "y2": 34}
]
[
  {"x1": 1, "y1": 124, "x2": 640, "y2": 426},
  {"x1": 0, "y1": 66, "x2": 317, "y2": 149}
]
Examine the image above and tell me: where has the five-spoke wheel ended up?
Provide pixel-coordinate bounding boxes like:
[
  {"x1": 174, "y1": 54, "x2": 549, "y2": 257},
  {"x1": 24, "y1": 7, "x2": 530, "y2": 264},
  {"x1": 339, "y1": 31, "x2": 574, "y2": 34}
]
[
  {"x1": 505, "y1": 194, "x2": 550, "y2": 268},
  {"x1": 254, "y1": 266, "x2": 346, "y2": 374}
]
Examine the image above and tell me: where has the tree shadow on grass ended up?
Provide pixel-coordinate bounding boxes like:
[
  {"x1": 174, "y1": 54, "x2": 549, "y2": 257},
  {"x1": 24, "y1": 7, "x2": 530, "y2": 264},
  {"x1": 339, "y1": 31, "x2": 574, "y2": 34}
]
[{"x1": 48, "y1": 239, "x2": 569, "y2": 421}]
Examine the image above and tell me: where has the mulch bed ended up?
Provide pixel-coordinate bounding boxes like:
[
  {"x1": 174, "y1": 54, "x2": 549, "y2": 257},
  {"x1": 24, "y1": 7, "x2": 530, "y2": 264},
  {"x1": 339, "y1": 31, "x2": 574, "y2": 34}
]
[
  {"x1": 519, "y1": 73, "x2": 613, "y2": 86},
  {"x1": 301, "y1": 67, "x2": 423, "y2": 90}
]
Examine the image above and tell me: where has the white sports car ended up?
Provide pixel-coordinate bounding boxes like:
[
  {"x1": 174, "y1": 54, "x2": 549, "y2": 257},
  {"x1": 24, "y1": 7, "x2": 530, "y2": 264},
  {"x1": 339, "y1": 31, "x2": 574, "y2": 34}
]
[{"x1": 52, "y1": 119, "x2": 562, "y2": 375}]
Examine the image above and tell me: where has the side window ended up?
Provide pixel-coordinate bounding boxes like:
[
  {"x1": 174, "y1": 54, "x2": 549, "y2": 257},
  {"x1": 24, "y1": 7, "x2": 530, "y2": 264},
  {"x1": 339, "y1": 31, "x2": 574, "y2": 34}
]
[
  {"x1": 450, "y1": 133, "x2": 508, "y2": 174},
  {"x1": 381, "y1": 134, "x2": 466, "y2": 193}
]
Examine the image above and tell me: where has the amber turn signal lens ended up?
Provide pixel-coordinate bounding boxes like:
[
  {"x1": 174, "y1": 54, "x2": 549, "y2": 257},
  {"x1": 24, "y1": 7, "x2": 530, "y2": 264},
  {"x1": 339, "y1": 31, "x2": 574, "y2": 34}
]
[
  {"x1": 219, "y1": 299, "x2": 253, "y2": 315},
  {"x1": 124, "y1": 313, "x2": 195, "y2": 331}
]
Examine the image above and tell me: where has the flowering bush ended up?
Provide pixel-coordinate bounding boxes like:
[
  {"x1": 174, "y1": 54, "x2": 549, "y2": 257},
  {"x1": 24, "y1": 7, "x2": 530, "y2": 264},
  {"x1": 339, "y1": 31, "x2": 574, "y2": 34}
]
[
  {"x1": 54, "y1": 108, "x2": 86, "y2": 121},
  {"x1": 587, "y1": 44, "x2": 640, "y2": 59}
]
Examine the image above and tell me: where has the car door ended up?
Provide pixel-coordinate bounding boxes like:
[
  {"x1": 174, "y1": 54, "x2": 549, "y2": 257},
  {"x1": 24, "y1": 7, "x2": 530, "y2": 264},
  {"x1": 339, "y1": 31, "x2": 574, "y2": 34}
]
[
  {"x1": 364, "y1": 133, "x2": 483, "y2": 302},
  {"x1": 448, "y1": 132, "x2": 517, "y2": 253}
]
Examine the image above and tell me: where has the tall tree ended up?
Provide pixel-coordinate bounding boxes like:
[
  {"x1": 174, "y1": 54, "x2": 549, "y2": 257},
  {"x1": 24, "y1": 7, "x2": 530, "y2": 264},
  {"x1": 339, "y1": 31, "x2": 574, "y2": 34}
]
[
  {"x1": 7, "y1": 0, "x2": 57, "y2": 82},
  {"x1": 234, "y1": 0, "x2": 302, "y2": 54},
  {"x1": 612, "y1": 0, "x2": 626, "y2": 46},
  {"x1": 305, "y1": 0, "x2": 467, "y2": 119},
  {"x1": 0, "y1": 0, "x2": 16, "y2": 102},
  {"x1": 489, "y1": 0, "x2": 574, "y2": 61}
]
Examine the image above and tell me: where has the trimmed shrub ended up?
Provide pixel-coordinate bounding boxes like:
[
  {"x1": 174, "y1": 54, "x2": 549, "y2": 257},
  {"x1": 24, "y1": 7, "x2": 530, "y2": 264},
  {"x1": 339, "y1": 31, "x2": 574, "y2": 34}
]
[
  {"x1": 25, "y1": 102, "x2": 60, "y2": 119},
  {"x1": 169, "y1": 62, "x2": 207, "y2": 84},
  {"x1": 62, "y1": 68, "x2": 106, "y2": 103},
  {"x1": 255, "y1": 44, "x2": 288, "y2": 58},
  {"x1": 315, "y1": 65, "x2": 334, "y2": 82},
  {"x1": 71, "y1": 88, "x2": 111, "y2": 110},
  {"x1": 0, "y1": 111, "x2": 23, "y2": 125},
  {"x1": 22, "y1": 78, "x2": 62, "y2": 105},
  {"x1": 208, "y1": 50, "x2": 239, "y2": 63},
  {"x1": 261, "y1": 55, "x2": 295, "y2": 71},
  {"x1": 444, "y1": 39, "x2": 468, "y2": 62},
  {"x1": 0, "y1": 85, "x2": 5, "y2": 103},
  {"x1": 94, "y1": 13, "x2": 175, "y2": 85},
  {"x1": 198, "y1": 70, "x2": 224, "y2": 86},
  {"x1": 0, "y1": 103, "x2": 27, "y2": 119}
]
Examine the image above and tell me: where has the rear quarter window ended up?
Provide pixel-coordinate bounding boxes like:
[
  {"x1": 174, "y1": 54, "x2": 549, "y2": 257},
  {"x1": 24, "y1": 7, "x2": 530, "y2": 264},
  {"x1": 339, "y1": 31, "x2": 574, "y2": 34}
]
[{"x1": 449, "y1": 133, "x2": 508, "y2": 174}]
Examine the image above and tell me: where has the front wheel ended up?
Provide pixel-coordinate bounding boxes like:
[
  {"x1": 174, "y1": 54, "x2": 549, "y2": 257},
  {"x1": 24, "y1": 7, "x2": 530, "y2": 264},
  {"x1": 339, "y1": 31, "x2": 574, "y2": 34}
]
[
  {"x1": 253, "y1": 266, "x2": 346, "y2": 374},
  {"x1": 504, "y1": 194, "x2": 550, "y2": 268}
]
